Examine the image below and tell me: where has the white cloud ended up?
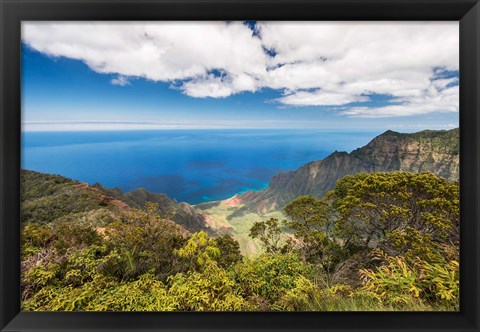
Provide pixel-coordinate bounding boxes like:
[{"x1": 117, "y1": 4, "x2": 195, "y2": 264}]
[
  {"x1": 341, "y1": 84, "x2": 459, "y2": 117},
  {"x1": 110, "y1": 75, "x2": 130, "y2": 86},
  {"x1": 180, "y1": 72, "x2": 258, "y2": 98},
  {"x1": 22, "y1": 21, "x2": 459, "y2": 117},
  {"x1": 257, "y1": 22, "x2": 458, "y2": 116},
  {"x1": 23, "y1": 21, "x2": 267, "y2": 92},
  {"x1": 276, "y1": 89, "x2": 368, "y2": 106}
]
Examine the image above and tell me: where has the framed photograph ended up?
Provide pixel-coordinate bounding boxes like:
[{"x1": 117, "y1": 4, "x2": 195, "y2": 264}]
[{"x1": 1, "y1": 0, "x2": 479, "y2": 331}]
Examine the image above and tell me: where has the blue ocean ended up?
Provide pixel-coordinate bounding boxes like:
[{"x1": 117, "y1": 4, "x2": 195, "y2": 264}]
[{"x1": 22, "y1": 130, "x2": 380, "y2": 204}]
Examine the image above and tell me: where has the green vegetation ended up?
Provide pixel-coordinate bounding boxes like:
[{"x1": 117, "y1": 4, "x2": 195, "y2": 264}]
[
  {"x1": 21, "y1": 170, "x2": 119, "y2": 225},
  {"x1": 248, "y1": 172, "x2": 459, "y2": 310},
  {"x1": 22, "y1": 169, "x2": 209, "y2": 232},
  {"x1": 21, "y1": 171, "x2": 459, "y2": 311}
]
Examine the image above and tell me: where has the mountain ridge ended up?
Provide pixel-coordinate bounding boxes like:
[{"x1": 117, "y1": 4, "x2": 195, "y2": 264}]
[
  {"x1": 238, "y1": 128, "x2": 459, "y2": 213},
  {"x1": 92, "y1": 184, "x2": 209, "y2": 232},
  {"x1": 21, "y1": 170, "x2": 209, "y2": 233}
]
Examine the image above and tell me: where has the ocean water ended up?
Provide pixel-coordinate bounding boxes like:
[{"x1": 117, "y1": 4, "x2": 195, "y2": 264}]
[{"x1": 22, "y1": 129, "x2": 380, "y2": 204}]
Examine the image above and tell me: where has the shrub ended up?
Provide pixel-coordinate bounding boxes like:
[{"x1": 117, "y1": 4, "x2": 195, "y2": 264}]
[
  {"x1": 359, "y1": 250, "x2": 459, "y2": 309},
  {"x1": 234, "y1": 253, "x2": 314, "y2": 309}
]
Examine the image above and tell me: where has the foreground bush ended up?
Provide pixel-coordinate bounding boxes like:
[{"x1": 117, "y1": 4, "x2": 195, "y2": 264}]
[{"x1": 359, "y1": 250, "x2": 459, "y2": 310}]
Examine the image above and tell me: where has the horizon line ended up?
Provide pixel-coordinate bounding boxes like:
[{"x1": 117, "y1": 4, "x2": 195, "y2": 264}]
[{"x1": 21, "y1": 121, "x2": 459, "y2": 133}]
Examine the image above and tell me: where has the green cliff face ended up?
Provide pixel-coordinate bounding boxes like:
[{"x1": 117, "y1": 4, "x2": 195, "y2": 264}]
[{"x1": 240, "y1": 128, "x2": 459, "y2": 213}]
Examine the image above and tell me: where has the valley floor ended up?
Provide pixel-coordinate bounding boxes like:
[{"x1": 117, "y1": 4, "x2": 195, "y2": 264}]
[{"x1": 195, "y1": 195, "x2": 284, "y2": 256}]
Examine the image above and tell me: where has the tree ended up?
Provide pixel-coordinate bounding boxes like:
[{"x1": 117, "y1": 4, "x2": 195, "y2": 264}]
[
  {"x1": 249, "y1": 218, "x2": 286, "y2": 254},
  {"x1": 213, "y1": 235, "x2": 242, "y2": 268},
  {"x1": 329, "y1": 172, "x2": 459, "y2": 259},
  {"x1": 283, "y1": 196, "x2": 341, "y2": 266},
  {"x1": 284, "y1": 196, "x2": 329, "y2": 233}
]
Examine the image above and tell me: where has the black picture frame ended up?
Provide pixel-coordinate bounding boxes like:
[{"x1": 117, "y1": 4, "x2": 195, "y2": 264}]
[{"x1": 1, "y1": 0, "x2": 479, "y2": 331}]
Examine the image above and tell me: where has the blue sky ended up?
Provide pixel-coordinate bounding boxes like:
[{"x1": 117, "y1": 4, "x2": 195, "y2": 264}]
[{"x1": 22, "y1": 22, "x2": 459, "y2": 131}]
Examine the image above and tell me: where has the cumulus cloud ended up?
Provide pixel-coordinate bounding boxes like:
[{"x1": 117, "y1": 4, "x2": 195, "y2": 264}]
[
  {"x1": 258, "y1": 22, "x2": 458, "y2": 114},
  {"x1": 23, "y1": 22, "x2": 267, "y2": 91},
  {"x1": 22, "y1": 21, "x2": 459, "y2": 117}
]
